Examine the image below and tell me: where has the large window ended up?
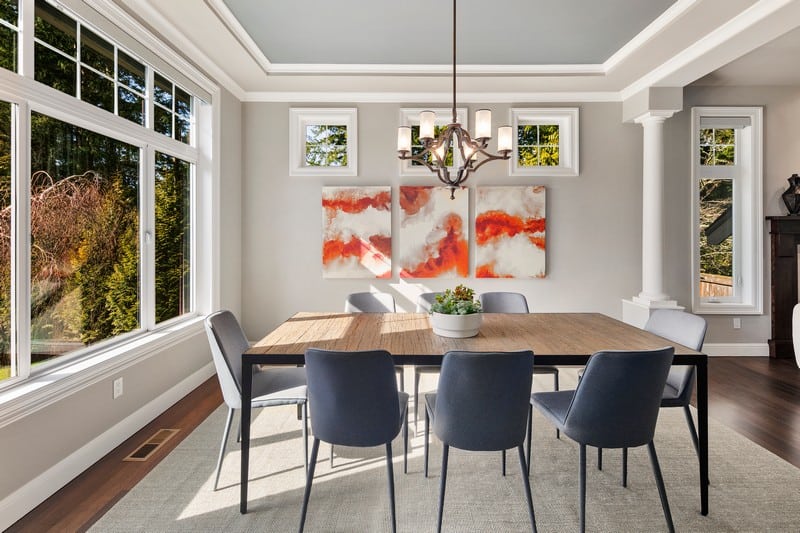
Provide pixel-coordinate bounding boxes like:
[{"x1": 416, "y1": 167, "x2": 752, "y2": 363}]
[
  {"x1": 691, "y1": 108, "x2": 763, "y2": 314},
  {"x1": 0, "y1": 0, "x2": 204, "y2": 387}
]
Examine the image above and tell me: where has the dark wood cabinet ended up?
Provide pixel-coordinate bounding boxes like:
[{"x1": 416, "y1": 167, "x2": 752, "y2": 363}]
[{"x1": 767, "y1": 216, "x2": 800, "y2": 358}]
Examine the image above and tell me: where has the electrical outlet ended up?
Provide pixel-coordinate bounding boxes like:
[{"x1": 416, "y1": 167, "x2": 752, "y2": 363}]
[
  {"x1": 113, "y1": 377, "x2": 124, "y2": 399},
  {"x1": 733, "y1": 317, "x2": 741, "y2": 329}
]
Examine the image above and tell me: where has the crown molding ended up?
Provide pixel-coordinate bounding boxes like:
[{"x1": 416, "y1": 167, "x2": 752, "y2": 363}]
[
  {"x1": 87, "y1": 0, "x2": 245, "y2": 100},
  {"x1": 619, "y1": 0, "x2": 800, "y2": 100},
  {"x1": 205, "y1": 0, "x2": 272, "y2": 75},
  {"x1": 603, "y1": 0, "x2": 699, "y2": 71},
  {"x1": 266, "y1": 63, "x2": 606, "y2": 76},
  {"x1": 241, "y1": 91, "x2": 621, "y2": 103}
]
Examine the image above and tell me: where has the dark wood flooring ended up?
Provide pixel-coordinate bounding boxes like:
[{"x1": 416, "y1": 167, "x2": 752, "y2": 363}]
[{"x1": 7, "y1": 357, "x2": 800, "y2": 532}]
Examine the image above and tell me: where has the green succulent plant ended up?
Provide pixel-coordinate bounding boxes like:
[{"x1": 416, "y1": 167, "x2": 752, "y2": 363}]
[{"x1": 430, "y1": 284, "x2": 482, "y2": 315}]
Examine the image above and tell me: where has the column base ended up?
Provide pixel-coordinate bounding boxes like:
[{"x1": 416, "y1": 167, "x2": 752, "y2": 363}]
[{"x1": 622, "y1": 298, "x2": 684, "y2": 328}]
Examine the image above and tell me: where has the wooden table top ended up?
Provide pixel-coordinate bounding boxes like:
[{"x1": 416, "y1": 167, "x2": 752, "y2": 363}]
[{"x1": 246, "y1": 312, "x2": 703, "y2": 365}]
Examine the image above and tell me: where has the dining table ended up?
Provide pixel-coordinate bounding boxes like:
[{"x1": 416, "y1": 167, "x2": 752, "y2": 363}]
[{"x1": 240, "y1": 312, "x2": 709, "y2": 516}]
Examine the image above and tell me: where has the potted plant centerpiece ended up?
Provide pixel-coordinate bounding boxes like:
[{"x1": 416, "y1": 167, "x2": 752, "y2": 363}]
[{"x1": 429, "y1": 284, "x2": 482, "y2": 338}]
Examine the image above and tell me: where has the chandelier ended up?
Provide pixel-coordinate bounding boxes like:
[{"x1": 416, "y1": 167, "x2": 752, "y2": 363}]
[{"x1": 396, "y1": 0, "x2": 512, "y2": 199}]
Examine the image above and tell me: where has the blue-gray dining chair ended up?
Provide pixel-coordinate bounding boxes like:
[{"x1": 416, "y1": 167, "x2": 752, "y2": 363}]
[
  {"x1": 299, "y1": 348, "x2": 408, "y2": 533},
  {"x1": 204, "y1": 310, "x2": 308, "y2": 491},
  {"x1": 424, "y1": 350, "x2": 537, "y2": 533},
  {"x1": 530, "y1": 347, "x2": 676, "y2": 533}
]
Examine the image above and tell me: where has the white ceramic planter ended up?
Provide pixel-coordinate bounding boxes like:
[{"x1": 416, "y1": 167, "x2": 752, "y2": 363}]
[{"x1": 430, "y1": 312, "x2": 482, "y2": 338}]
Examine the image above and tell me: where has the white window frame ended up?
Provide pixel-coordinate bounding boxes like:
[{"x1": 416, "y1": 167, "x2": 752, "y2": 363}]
[
  {"x1": 289, "y1": 107, "x2": 357, "y2": 176},
  {"x1": 509, "y1": 108, "x2": 579, "y2": 176},
  {"x1": 398, "y1": 107, "x2": 467, "y2": 176},
  {"x1": 0, "y1": 0, "x2": 217, "y2": 400},
  {"x1": 691, "y1": 106, "x2": 763, "y2": 315}
]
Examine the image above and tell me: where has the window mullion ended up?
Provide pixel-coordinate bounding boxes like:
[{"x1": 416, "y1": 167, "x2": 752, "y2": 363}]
[
  {"x1": 19, "y1": 0, "x2": 34, "y2": 77},
  {"x1": 14, "y1": 101, "x2": 31, "y2": 379},
  {"x1": 141, "y1": 146, "x2": 156, "y2": 331}
]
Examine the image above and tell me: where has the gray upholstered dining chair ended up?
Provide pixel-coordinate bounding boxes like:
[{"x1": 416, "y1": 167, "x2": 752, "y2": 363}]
[
  {"x1": 480, "y1": 292, "x2": 561, "y2": 444},
  {"x1": 530, "y1": 347, "x2": 676, "y2": 533},
  {"x1": 424, "y1": 350, "x2": 537, "y2": 533},
  {"x1": 413, "y1": 291, "x2": 443, "y2": 429},
  {"x1": 204, "y1": 310, "x2": 308, "y2": 491},
  {"x1": 344, "y1": 291, "x2": 396, "y2": 313},
  {"x1": 299, "y1": 348, "x2": 409, "y2": 533},
  {"x1": 595, "y1": 309, "x2": 707, "y2": 485}
]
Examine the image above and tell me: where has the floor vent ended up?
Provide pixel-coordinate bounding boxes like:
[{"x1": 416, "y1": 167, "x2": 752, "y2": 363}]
[{"x1": 124, "y1": 429, "x2": 179, "y2": 462}]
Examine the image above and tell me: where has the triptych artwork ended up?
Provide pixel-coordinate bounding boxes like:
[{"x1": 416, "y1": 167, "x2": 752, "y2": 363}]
[{"x1": 321, "y1": 185, "x2": 546, "y2": 279}]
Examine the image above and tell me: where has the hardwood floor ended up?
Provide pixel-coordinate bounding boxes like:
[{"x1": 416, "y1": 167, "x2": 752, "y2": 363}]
[{"x1": 7, "y1": 357, "x2": 800, "y2": 532}]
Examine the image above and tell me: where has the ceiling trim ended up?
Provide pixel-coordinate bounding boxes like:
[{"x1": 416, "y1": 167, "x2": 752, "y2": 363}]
[
  {"x1": 204, "y1": 0, "x2": 272, "y2": 74},
  {"x1": 241, "y1": 91, "x2": 621, "y2": 103},
  {"x1": 267, "y1": 63, "x2": 606, "y2": 76},
  {"x1": 620, "y1": 0, "x2": 800, "y2": 100},
  {"x1": 96, "y1": 0, "x2": 246, "y2": 100},
  {"x1": 603, "y1": 0, "x2": 699, "y2": 71}
]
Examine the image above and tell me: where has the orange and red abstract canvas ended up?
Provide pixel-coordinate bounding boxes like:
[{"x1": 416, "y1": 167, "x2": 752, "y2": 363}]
[
  {"x1": 398, "y1": 186, "x2": 469, "y2": 278},
  {"x1": 476, "y1": 186, "x2": 546, "y2": 278},
  {"x1": 322, "y1": 186, "x2": 391, "y2": 278}
]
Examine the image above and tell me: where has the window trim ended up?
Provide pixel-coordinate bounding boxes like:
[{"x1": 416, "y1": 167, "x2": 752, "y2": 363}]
[
  {"x1": 289, "y1": 107, "x2": 358, "y2": 176},
  {"x1": 397, "y1": 107, "x2": 468, "y2": 176},
  {"x1": 690, "y1": 106, "x2": 763, "y2": 315},
  {"x1": 509, "y1": 107, "x2": 579, "y2": 176}
]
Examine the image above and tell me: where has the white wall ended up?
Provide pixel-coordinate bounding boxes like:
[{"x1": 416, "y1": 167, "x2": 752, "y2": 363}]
[{"x1": 240, "y1": 102, "x2": 646, "y2": 338}]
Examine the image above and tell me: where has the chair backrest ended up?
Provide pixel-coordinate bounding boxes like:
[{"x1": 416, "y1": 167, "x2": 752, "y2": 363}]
[
  {"x1": 205, "y1": 310, "x2": 249, "y2": 410},
  {"x1": 344, "y1": 292, "x2": 396, "y2": 313},
  {"x1": 416, "y1": 292, "x2": 442, "y2": 313},
  {"x1": 644, "y1": 310, "x2": 707, "y2": 395},
  {"x1": 433, "y1": 350, "x2": 534, "y2": 452},
  {"x1": 479, "y1": 292, "x2": 529, "y2": 313},
  {"x1": 562, "y1": 347, "x2": 674, "y2": 449},
  {"x1": 305, "y1": 348, "x2": 401, "y2": 447}
]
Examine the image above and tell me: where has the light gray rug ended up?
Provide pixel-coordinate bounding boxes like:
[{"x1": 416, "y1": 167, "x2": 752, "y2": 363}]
[{"x1": 90, "y1": 370, "x2": 800, "y2": 532}]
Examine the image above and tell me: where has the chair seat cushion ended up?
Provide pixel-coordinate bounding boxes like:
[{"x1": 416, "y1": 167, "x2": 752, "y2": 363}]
[
  {"x1": 533, "y1": 365, "x2": 559, "y2": 375},
  {"x1": 530, "y1": 390, "x2": 572, "y2": 429},
  {"x1": 660, "y1": 382, "x2": 684, "y2": 406},
  {"x1": 251, "y1": 367, "x2": 307, "y2": 407}
]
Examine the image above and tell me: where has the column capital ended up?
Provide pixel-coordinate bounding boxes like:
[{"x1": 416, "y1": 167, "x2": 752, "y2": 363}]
[
  {"x1": 633, "y1": 110, "x2": 675, "y2": 125},
  {"x1": 622, "y1": 87, "x2": 682, "y2": 123}
]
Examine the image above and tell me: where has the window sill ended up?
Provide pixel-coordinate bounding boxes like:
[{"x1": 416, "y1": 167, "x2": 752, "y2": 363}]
[
  {"x1": 692, "y1": 302, "x2": 763, "y2": 315},
  {"x1": 0, "y1": 316, "x2": 205, "y2": 429}
]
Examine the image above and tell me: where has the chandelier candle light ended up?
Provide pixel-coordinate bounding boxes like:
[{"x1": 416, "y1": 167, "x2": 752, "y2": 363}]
[{"x1": 397, "y1": 0, "x2": 512, "y2": 199}]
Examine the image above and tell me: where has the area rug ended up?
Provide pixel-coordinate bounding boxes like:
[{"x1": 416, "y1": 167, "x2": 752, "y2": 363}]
[{"x1": 90, "y1": 370, "x2": 800, "y2": 532}]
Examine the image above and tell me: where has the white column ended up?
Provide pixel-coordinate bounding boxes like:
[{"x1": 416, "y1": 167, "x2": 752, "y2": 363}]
[{"x1": 622, "y1": 111, "x2": 681, "y2": 327}]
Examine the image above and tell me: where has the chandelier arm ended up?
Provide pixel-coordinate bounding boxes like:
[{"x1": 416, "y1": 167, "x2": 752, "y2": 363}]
[
  {"x1": 469, "y1": 151, "x2": 511, "y2": 172},
  {"x1": 399, "y1": 151, "x2": 440, "y2": 174}
]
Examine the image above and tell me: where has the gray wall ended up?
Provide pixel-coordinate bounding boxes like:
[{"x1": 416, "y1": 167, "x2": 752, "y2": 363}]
[
  {"x1": 241, "y1": 102, "x2": 646, "y2": 337},
  {"x1": 665, "y1": 86, "x2": 800, "y2": 343}
]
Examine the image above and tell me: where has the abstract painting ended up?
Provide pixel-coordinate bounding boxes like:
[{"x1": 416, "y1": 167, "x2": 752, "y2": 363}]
[
  {"x1": 475, "y1": 186, "x2": 546, "y2": 278},
  {"x1": 322, "y1": 186, "x2": 391, "y2": 278},
  {"x1": 398, "y1": 186, "x2": 468, "y2": 278}
]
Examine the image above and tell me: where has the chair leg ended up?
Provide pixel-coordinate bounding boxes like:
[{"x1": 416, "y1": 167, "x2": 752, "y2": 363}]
[
  {"x1": 553, "y1": 370, "x2": 560, "y2": 440},
  {"x1": 302, "y1": 402, "x2": 309, "y2": 476},
  {"x1": 647, "y1": 441, "x2": 675, "y2": 533},
  {"x1": 597, "y1": 447, "x2": 603, "y2": 470},
  {"x1": 526, "y1": 405, "x2": 533, "y2": 476},
  {"x1": 437, "y1": 444, "x2": 450, "y2": 533},
  {"x1": 396, "y1": 367, "x2": 404, "y2": 393},
  {"x1": 213, "y1": 407, "x2": 235, "y2": 491},
  {"x1": 682, "y1": 404, "x2": 709, "y2": 485},
  {"x1": 517, "y1": 445, "x2": 538, "y2": 533},
  {"x1": 502, "y1": 449, "x2": 507, "y2": 476},
  {"x1": 622, "y1": 447, "x2": 628, "y2": 487},
  {"x1": 330, "y1": 445, "x2": 334, "y2": 468},
  {"x1": 236, "y1": 415, "x2": 241, "y2": 444},
  {"x1": 414, "y1": 370, "x2": 421, "y2": 431},
  {"x1": 385, "y1": 442, "x2": 397, "y2": 533},
  {"x1": 424, "y1": 408, "x2": 430, "y2": 478},
  {"x1": 579, "y1": 444, "x2": 587, "y2": 533},
  {"x1": 298, "y1": 438, "x2": 320, "y2": 533},
  {"x1": 403, "y1": 403, "x2": 409, "y2": 474}
]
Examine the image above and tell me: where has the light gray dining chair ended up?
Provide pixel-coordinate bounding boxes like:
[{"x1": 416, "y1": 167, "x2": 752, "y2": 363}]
[
  {"x1": 204, "y1": 310, "x2": 308, "y2": 491},
  {"x1": 530, "y1": 348, "x2": 676, "y2": 533},
  {"x1": 424, "y1": 350, "x2": 537, "y2": 533},
  {"x1": 413, "y1": 292, "x2": 443, "y2": 429},
  {"x1": 480, "y1": 291, "x2": 561, "y2": 445},
  {"x1": 594, "y1": 309, "x2": 707, "y2": 486},
  {"x1": 299, "y1": 348, "x2": 408, "y2": 533}
]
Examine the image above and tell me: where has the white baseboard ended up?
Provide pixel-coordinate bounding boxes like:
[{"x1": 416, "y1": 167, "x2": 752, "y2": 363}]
[
  {"x1": 703, "y1": 343, "x2": 769, "y2": 357},
  {"x1": 0, "y1": 362, "x2": 215, "y2": 531}
]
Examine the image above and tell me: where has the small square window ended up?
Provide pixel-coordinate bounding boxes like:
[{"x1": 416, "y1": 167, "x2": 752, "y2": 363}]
[
  {"x1": 289, "y1": 108, "x2": 357, "y2": 176},
  {"x1": 509, "y1": 108, "x2": 579, "y2": 176}
]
